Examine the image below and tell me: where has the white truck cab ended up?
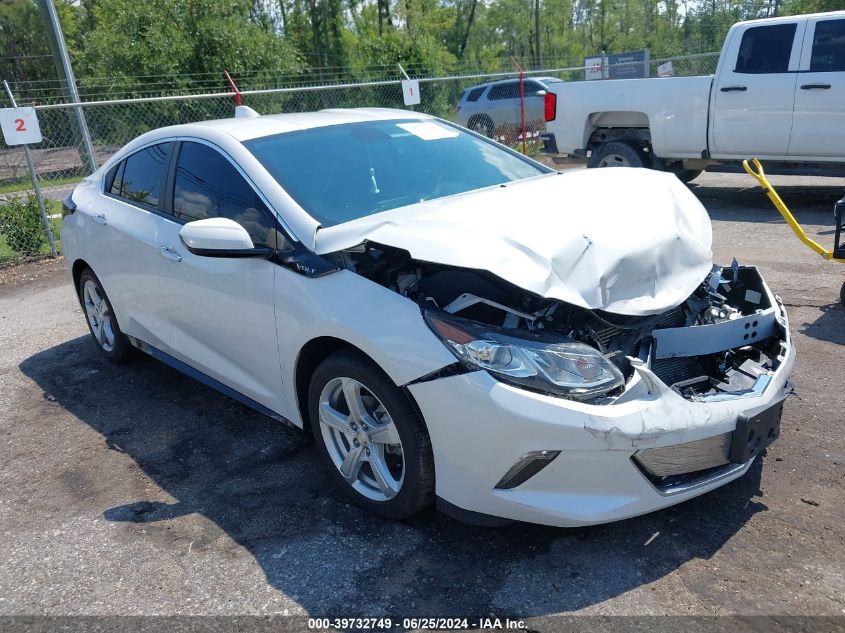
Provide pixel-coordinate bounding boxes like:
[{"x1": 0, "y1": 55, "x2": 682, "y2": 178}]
[{"x1": 542, "y1": 11, "x2": 845, "y2": 181}]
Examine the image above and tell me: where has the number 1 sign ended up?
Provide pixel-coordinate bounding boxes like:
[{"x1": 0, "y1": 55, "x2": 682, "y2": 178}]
[
  {"x1": 402, "y1": 79, "x2": 421, "y2": 106},
  {"x1": 0, "y1": 107, "x2": 42, "y2": 145}
]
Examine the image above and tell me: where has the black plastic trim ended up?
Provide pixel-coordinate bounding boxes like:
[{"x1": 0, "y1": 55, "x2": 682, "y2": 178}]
[
  {"x1": 436, "y1": 497, "x2": 512, "y2": 527},
  {"x1": 184, "y1": 245, "x2": 275, "y2": 259},
  {"x1": 125, "y1": 335, "x2": 301, "y2": 431}
]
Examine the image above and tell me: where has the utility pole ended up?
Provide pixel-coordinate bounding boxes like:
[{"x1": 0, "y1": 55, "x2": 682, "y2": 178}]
[
  {"x1": 37, "y1": 0, "x2": 97, "y2": 174},
  {"x1": 534, "y1": 0, "x2": 541, "y2": 68}
]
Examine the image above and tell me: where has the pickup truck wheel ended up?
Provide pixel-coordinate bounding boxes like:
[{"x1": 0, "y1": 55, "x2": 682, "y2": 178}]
[
  {"x1": 588, "y1": 141, "x2": 647, "y2": 169},
  {"x1": 468, "y1": 115, "x2": 494, "y2": 138}
]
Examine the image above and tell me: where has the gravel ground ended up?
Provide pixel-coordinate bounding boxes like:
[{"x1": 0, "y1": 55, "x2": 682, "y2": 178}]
[{"x1": 0, "y1": 170, "x2": 843, "y2": 626}]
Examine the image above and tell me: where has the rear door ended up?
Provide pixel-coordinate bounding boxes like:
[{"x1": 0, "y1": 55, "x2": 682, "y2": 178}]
[
  {"x1": 87, "y1": 142, "x2": 174, "y2": 349},
  {"x1": 485, "y1": 81, "x2": 520, "y2": 132},
  {"x1": 710, "y1": 20, "x2": 805, "y2": 157},
  {"x1": 153, "y1": 140, "x2": 286, "y2": 414},
  {"x1": 788, "y1": 16, "x2": 845, "y2": 157}
]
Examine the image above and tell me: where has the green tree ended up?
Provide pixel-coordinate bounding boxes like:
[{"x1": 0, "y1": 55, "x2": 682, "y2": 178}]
[{"x1": 80, "y1": 0, "x2": 302, "y2": 94}]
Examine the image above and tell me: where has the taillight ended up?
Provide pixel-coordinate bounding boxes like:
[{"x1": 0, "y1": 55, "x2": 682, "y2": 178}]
[
  {"x1": 62, "y1": 193, "x2": 76, "y2": 216},
  {"x1": 544, "y1": 91, "x2": 557, "y2": 122}
]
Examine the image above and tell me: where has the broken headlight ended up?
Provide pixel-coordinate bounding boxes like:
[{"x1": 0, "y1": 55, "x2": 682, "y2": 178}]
[{"x1": 424, "y1": 311, "x2": 624, "y2": 400}]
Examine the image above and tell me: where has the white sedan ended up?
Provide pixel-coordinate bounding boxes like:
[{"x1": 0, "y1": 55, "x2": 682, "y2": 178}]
[{"x1": 61, "y1": 107, "x2": 795, "y2": 527}]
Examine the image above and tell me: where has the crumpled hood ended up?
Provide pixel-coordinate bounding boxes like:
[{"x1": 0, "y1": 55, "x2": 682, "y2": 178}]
[{"x1": 314, "y1": 167, "x2": 713, "y2": 315}]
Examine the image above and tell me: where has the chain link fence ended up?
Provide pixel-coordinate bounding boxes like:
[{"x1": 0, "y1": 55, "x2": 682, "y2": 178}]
[{"x1": 0, "y1": 52, "x2": 719, "y2": 266}]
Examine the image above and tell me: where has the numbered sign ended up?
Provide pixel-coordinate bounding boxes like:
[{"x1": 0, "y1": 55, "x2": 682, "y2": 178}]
[
  {"x1": 402, "y1": 79, "x2": 421, "y2": 106},
  {"x1": 0, "y1": 107, "x2": 42, "y2": 145}
]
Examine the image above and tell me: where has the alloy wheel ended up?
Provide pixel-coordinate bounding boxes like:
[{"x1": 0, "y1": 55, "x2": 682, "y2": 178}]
[
  {"x1": 318, "y1": 377, "x2": 405, "y2": 501},
  {"x1": 82, "y1": 279, "x2": 115, "y2": 352}
]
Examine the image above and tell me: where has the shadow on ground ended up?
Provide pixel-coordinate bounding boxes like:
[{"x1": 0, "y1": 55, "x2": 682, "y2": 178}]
[
  {"x1": 692, "y1": 181, "x2": 843, "y2": 224},
  {"x1": 20, "y1": 337, "x2": 768, "y2": 616},
  {"x1": 799, "y1": 302, "x2": 845, "y2": 346}
]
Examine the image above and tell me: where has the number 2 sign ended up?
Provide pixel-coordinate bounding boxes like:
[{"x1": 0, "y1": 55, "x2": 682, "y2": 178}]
[{"x1": 0, "y1": 107, "x2": 42, "y2": 145}]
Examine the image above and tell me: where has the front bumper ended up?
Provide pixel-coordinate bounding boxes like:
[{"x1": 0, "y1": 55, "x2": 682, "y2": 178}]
[{"x1": 408, "y1": 332, "x2": 795, "y2": 528}]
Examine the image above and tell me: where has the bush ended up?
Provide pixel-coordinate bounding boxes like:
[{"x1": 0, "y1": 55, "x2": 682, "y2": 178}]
[{"x1": 0, "y1": 195, "x2": 46, "y2": 257}]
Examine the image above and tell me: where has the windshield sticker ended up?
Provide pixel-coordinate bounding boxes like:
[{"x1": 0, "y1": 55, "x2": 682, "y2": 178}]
[{"x1": 396, "y1": 122, "x2": 460, "y2": 141}]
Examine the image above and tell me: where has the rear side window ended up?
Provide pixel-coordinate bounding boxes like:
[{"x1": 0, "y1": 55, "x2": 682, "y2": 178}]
[
  {"x1": 735, "y1": 24, "x2": 796, "y2": 74},
  {"x1": 117, "y1": 143, "x2": 172, "y2": 208},
  {"x1": 487, "y1": 82, "x2": 520, "y2": 100},
  {"x1": 172, "y1": 142, "x2": 277, "y2": 247},
  {"x1": 810, "y1": 19, "x2": 845, "y2": 72},
  {"x1": 466, "y1": 86, "x2": 485, "y2": 102}
]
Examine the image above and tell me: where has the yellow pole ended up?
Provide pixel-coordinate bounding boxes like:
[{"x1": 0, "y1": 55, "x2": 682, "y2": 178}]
[{"x1": 742, "y1": 158, "x2": 845, "y2": 263}]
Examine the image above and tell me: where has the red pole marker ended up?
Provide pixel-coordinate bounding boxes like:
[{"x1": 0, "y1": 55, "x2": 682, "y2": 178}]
[{"x1": 224, "y1": 70, "x2": 242, "y2": 107}]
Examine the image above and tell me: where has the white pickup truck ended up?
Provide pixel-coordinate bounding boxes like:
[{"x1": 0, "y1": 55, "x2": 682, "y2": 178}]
[{"x1": 541, "y1": 11, "x2": 845, "y2": 182}]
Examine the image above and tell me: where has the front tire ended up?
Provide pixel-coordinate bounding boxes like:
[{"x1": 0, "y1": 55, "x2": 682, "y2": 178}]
[
  {"x1": 77, "y1": 268, "x2": 133, "y2": 363},
  {"x1": 587, "y1": 140, "x2": 648, "y2": 169},
  {"x1": 308, "y1": 349, "x2": 435, "y2": 519}
]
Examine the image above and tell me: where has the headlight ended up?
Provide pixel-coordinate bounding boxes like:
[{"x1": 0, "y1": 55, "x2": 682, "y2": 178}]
[{"x1": 424, "y1": 311, "x2": 624, "y2": 400}]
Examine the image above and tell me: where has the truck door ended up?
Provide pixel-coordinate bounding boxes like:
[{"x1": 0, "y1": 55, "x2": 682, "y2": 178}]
[
  {"x1": 710, "y1": 20, "x2": 805, "y2": 157},
  {"x1": 788, "y1": 16, "x2": 845, "y2": 158}
]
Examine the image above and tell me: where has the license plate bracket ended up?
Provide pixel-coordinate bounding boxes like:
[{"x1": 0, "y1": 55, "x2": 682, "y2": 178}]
[{"x1": 729, "y1": 396, "x2": 785, "y2": 464}]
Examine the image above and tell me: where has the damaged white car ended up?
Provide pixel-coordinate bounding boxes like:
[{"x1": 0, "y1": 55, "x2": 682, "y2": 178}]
[{"x1": 61, "y1": 108, "x2": 795, "y2": 527}]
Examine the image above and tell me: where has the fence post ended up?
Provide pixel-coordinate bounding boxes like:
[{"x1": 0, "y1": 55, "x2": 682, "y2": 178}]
[
  {"x1": 512, "y1": 57, "x2": 526, "y2": 155},
  {"x1": 2, "y1": 80, "x2": 57, "y2": 257},
  {"x1": 38, "y1": 0, "x2": 98, "y2": 174}
]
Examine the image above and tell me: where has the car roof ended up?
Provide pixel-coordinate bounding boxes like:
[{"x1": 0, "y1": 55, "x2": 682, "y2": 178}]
[
  {"x1": 735, "y1": 8, "x2": 845, "y2": 27},
  {"x1": 464, "y1": 76, "x2": 560, "y2": 92},
  {"x1": 159, "y1": 107, "x2": 434, "y2": 142}
]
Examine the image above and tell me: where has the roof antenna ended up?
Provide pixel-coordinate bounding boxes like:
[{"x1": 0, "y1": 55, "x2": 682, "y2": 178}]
[{"x1": 224, "y1": 70, "x2": 259, "y2": 118}]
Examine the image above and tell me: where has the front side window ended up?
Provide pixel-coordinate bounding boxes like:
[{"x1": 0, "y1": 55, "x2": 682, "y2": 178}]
[
  {"x1": 810, "y1": 19, "x2": 845, "y2": 72},
  {"x1": 172, "y1": 142, "x2": 277, "y2": 247},
  {"x1": 735, "y1": 24, "x2": 796, "y2": 74},
  {"x1": 245, "y1": 119, "x2": 549, "y2": 227},
  {"x1": 118, "y1": 143, "x2": 172, "y2": 208}
]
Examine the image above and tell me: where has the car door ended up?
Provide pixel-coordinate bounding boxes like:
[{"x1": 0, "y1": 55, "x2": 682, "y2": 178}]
[
  {"x1": 788, "y1": 16, "x2": 845, "y2": 158},
  {"x1": 153, "y1": 140, "x2": 286, "y2": 414},
  {"x1": 710, "y1": 20, "x2": 805, "y2": 157},
  {"x1": 485, "y1": 81, "x2": 519, "y2": 131},
  {"x1": 523, "y1": 80, "x2": 546, "y2": 129},
  {"x1": 86, "y1": 142, "x2": 174, "y2": 350}
]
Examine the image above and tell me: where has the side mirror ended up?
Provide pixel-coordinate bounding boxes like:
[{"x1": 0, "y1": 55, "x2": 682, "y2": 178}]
[{"x1": 179, "y1": 218, "x2": 271, "y2": 258}]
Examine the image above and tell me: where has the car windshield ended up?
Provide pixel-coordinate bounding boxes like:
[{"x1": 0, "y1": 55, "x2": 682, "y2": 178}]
[{"x1": 244, "y1": 119, "x2": 550, "y2": 227}]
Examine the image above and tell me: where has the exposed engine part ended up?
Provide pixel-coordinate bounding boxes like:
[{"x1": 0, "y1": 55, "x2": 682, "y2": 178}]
[{"x1": 334, "y1": 242, "x2": 787, "y2": 402}]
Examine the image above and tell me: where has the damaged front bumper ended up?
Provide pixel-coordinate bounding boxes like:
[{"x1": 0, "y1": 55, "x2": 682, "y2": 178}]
[{"x1": 407, "y1": 270, "x2": 795, "y2": 528}]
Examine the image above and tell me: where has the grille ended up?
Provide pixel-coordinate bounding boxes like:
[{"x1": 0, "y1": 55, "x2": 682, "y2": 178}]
[
  {"x1": 634, "y1": 433, "x2": 731, "y2": 477},
  {"x1": 590, "y1": 305, "x2": 686, "y2": 348},
  {"x1": 651, "y1": 355, "x2": 703, "y2": 387}
]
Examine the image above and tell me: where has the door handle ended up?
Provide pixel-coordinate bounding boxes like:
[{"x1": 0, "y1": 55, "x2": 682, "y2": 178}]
[
  {"x1": 800, "y1": 83, "x2": 831, "y2": 90},
  {"x1": 159, "y1": 246, "x2": 182, "y2": 262},
  {"x1": 92, "y1": 213, "x2": 107, "y2": 226},
  {"x1": 720, "y1": 86, "x2": 747, "y2": 92}
]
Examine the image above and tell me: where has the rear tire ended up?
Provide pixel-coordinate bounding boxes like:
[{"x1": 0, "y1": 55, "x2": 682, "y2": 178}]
[
  {"x1": 468, "y1": 115, "x2": 495, "y2": 138},
  {"x1": 308, "y1": 349, "x2": 435, "y2": 520},
  {"x1": 77, "y1": 268, "x2": 134, "y2": 363},
  {"x1": 587, "y1": 140, "x2": 648, "y2": 169}
]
